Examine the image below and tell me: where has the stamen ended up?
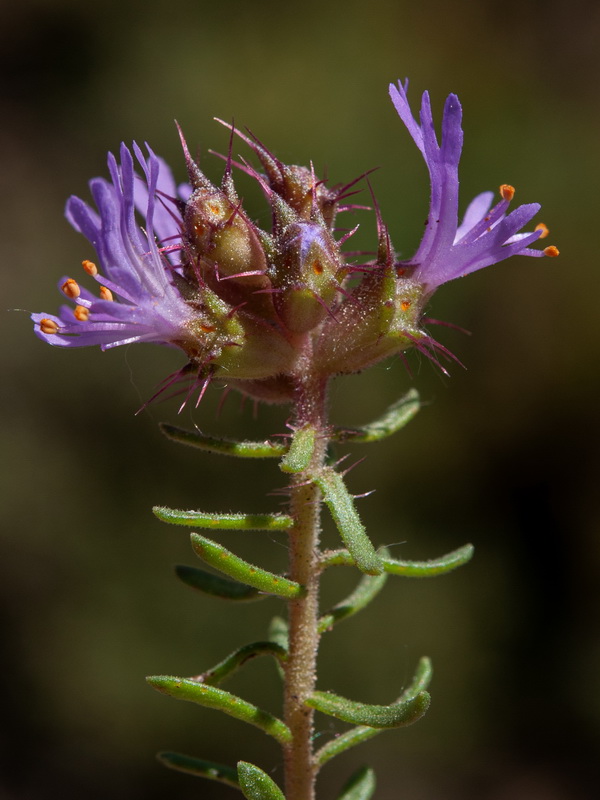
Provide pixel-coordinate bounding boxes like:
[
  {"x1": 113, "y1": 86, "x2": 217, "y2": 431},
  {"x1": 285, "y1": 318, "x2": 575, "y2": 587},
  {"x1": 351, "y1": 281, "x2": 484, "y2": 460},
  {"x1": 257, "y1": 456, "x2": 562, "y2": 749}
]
[
  {"x1": 400, "y1": 300, "x2": 412, "y2": 312},
  {"x1": 543, "y1": 245, "x2": 559, "y2": 257},
  {"x1": 499, "y1": 184, "x2": 515, "y2": 202},
  {"x1": 312, "y1": 259, "x2": 324, "y2": 275},
  {"x1": 61, "y1": 278, "x2": 81, "y2": 299},
  {"x1": 535, "y1": 222, "x2": 550, "y2": 239},
  {"x1": 99, "y1": 286, "x2": 114, "y2": 301},
  {"x1": 82, "y1": 259, "x2": 98, "y2": 276},
  {"x1": 74, "y1": 305, "x2": 90, "y2": 321},
  {"x1": 40, "y1": 318, "x2": 59, "y2": 335},
  {"x1": 200, "y1": 324, "x2": 216, "y2": 333}
]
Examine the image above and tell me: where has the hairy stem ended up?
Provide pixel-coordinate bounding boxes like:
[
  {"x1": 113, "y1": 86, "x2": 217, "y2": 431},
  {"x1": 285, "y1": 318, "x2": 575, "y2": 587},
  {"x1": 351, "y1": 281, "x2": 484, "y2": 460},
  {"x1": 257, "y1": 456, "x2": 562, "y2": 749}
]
[{"x1": 284, "y1": 366, "x2": 329, "y2": 800}]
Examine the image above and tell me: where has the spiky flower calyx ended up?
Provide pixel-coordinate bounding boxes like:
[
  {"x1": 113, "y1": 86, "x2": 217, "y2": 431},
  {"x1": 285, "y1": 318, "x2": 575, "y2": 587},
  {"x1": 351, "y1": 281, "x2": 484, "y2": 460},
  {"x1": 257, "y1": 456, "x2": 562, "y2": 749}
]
[{"x1": 32, "y1": 81, "x2": 558, "y2": 407}]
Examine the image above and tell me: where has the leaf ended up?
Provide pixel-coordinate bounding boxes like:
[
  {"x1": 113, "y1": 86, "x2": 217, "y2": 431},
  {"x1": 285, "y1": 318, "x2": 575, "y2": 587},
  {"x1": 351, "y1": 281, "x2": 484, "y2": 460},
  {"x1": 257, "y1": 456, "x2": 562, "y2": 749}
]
[
  {"x1": 147, "y1": 676, "x2": 291, "y2": 744},
  {"x1": 312, "y1": 468, "x2": 383, "y2": 575},
  {"x1": 160, "y1": 423, "x2": 287, "y2": 458},
  {"x1": 279, "y1": 425, "x2": 316, "y2": 474},
  {"x1": 333, "y1": 389, "x2": 420, "y2": 444},
  {"x1": 237, "y1": 761, "x2": 286, "y2": 800},
  {"x1": 195, "y1": 641, "x2": 287, "y2": 686},
  {"x1": 320, "y1": 543, "x2": 474, "y2": 576},
  {"x1": 157, "y1": 751, "x2": 240, "y2": 788},
  {"x1": 190, "y1": 534, "x2": 304, "y2": 599},
  {"x1": 175, "y1": 564, "x2": 263, "y2": 601},
  {"x1": 307, "y1": 689, "x2": 430, "y2": 729},
  {"x1": 268, "y1": 616, "x2": 288, "y2": 681},
  {"x1": 318, "y1": 570, "x2": 388, "y2": 633},
  {"x1": 337, "y1": 766, "x2": 376, "y2": 800},
  {"x1": 314, "y1": 657, "x2": 433, "y2": 767},
  {"x1": 154, "y1": 507, "x2": 293, "y2": 531}
]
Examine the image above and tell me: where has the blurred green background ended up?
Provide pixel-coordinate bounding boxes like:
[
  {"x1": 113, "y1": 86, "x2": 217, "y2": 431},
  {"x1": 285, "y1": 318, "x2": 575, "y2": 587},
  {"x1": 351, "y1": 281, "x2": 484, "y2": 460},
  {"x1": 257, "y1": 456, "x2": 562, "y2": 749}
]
[{"x1": 2, "y1": 0, "x2": 600, "y2": 797}]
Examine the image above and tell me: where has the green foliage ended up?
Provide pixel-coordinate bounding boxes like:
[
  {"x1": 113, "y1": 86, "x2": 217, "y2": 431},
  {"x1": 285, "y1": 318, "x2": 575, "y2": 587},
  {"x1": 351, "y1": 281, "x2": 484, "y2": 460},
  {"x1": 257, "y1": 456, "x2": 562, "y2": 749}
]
[
  {"x1": 307, "y1": 687, "x2": 430, "y2": 728},
  {"x1": 154, "y1": 506, "x2": 293, "y2": 531},
  {"x1": 332, "y1": 389, "x2": 420, "y2": 444},
  {"x1": 157, "y1": 751, "x2": 240, "y2": 788},
  {"x1": 175, "y1": 564, "x2": 264, "y2": 601},
  {"x1": 190, "y1": 533, "x2": 304, "y2": 599},
  {"x1": 318, "y1": 569, "x2": 388, "y2": 633},
  {"x1": 313, "y1": 467, "x2": 383, "y2": 575},
  {"x1": 279, "y1": 424, "x2": 316, "y2": 473},
  {"x1": 147, "y1": 676, "x2": 292, "y2": 744},
  {"x1": 196, "y1": 641, "x2": 287, "y2": 686},
  {"x1": 160, "y1": 423, "x2": 287, "y2": 458},
  {"x1": 238, "y1": 761, "x2": 286, "y2": 800},
  {"x1": 320, "y1": 543, "x2": 474, "y2": 576},
  {"x1": 336, "y1": 766, "x2": 376, "y2": 800}
]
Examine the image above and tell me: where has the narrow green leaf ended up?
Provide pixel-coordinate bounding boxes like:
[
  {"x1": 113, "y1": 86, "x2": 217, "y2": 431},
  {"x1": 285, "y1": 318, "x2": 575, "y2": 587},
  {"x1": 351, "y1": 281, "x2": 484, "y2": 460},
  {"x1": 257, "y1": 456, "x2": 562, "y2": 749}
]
[
  {"x1": 313, "y1": 468, "x2": 383, "y2": 575},
  {"x1": 175, "y1": 565, "x2": 263, "y2": 602},
  {"x1": 237, "y1": 761, "x2": 285, "y2": 800},
  {"x1": 319, "y1": 570, "x2": 388, "y2": 633},
  {"x1": 160, "y1": 423, "x2": 287, "y2": 458},
  {"x1": 307, "y1": 689, "x2": 430, "y2": 728},
  {"x1": 320, "y1": 543, "x2": 474, "y2": 576},
  {"x1": 333, "y1": 389, "x2": 420, "y2": 444},
  {"x1": 147, "y1": 676, "x2": 291, "y2": 744},
  {"x1": 154, "y1": 507, "x2": 293, "y2": 531},
  {"x1": 190, "y1": 534, "x2": 304, "y2": 599},
  {"x1": 268, "y1": 616, "x2": 288, "y2": 681},
  {"x1": 382, "y1": 543, "x2": 474, "y2": 577},
  {"x1": 195, "y1": 641, "x2": 287, "y2": 686},
  {"x1": 279, "y1": 425, "x2": 316, "y2": 474},
  {"x1": 314, "y1": 657, "x2": 433, "y2": 767},
  {"x1": 337, "y1": 766, "x2": 376, "y2": 800},
  {"x1": 157, "y1": 751, "x2": 240, "y2": 788}
]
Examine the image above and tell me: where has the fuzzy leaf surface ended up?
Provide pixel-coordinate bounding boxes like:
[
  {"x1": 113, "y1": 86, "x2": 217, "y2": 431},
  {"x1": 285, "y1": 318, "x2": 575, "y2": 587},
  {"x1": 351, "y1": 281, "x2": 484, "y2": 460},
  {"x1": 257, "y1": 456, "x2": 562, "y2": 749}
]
[
  {"x1": 279, "y1": 424, "x2": 316, "y2": 473},
  {"x1": 194, "y1": 641, "x2": 287, "y2": 686},
  {"x1": 319, "y1": 569, "x2": 388, "y2": 632},
  {"x1": 160, "y1": 423, "x2": 287, "y2": 457},
  {"x1": 333, "y1": 389, "x2": 420, "y2": 443},
  {"x1": 320, "y1": 543, "x2": 474, "y2": 576},
  {"x1": 147, "y1": 676, "x2": 291, "y2": 744},
  {"x1": 313, "y1": 467, "x2": 383, "y2": 575},
  {"x1": 237, "y1": 761, "x2": 286, "y2": 800},
  {"x1": 307, "y1": 688, "x2": 430, "y2": 728},
  {"x1": 154, "y1": 507, "x2": 293, "y2": 531},
  {"x1": 190, "y1": 534, "x2": 304, "y2": 599}
]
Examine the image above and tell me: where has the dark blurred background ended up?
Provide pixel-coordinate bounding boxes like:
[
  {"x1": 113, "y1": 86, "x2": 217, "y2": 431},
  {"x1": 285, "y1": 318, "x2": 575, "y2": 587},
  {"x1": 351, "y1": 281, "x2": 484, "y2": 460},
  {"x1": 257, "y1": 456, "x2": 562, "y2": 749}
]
[{"x1": 2, "y1": 0, "x2": 600, "y2": 798}]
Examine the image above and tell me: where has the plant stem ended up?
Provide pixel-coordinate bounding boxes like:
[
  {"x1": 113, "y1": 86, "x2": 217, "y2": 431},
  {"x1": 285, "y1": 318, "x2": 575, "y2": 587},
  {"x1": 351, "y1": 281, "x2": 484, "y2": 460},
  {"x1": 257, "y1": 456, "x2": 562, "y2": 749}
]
[{"x1": 283, "y1": 367, "x2": 329, "y2": 800}]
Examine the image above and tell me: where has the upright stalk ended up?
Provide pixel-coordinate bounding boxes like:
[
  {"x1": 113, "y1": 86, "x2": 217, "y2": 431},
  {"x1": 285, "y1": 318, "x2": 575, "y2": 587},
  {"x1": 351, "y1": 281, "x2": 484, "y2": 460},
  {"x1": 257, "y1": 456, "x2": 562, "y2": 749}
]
[{"x1": 283, "y1": 365, "x2": 329, "y2": 800}]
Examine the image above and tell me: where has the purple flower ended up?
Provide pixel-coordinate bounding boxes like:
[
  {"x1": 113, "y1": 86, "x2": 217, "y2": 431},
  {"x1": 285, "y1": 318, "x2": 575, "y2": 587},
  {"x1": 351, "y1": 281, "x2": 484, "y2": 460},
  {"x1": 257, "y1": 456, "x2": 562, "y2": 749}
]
[
  {"x1": 389, "y1": 80, "x2": 558, "y2": 292},
  {"x1": 32, "y1": 143, "x2": 195, "y2": 350}
]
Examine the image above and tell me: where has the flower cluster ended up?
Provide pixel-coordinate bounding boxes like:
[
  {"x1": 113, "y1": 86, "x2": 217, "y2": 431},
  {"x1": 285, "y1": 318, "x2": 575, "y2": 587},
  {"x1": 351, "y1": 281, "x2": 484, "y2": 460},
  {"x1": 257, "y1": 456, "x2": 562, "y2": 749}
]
[{"x1": 33, "y1": 81, "x2": 557, "y2": 404}]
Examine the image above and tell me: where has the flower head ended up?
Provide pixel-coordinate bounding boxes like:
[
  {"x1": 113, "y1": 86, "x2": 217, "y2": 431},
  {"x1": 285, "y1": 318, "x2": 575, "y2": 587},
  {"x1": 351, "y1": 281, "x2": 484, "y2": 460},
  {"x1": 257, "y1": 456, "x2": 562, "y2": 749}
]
[{"x1": 389, "y1": 80, "x2": 558, "y2": 293}]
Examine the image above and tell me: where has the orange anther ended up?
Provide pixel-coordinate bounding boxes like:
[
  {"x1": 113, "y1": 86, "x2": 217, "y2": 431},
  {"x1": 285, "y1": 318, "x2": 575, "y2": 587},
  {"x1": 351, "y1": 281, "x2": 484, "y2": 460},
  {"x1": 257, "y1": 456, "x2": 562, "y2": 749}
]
[
  {"x1": 543, "y1": 245, "x2": 559, "y2": 257},
  {"x1": 401, "y1": 300, "x2": 412, "y2": 312},
  {"x1": 40, "y1": 318, "x2": 59, "y2": 335},
  {"x1": 200, "y1": 324, "x2": 216, "y2": 333},
  {"x1": 61, "y1": 278, "x2": 80, "y2": 299},
  {"x1": 82, "y1": 259, "x2": 98, "y2": 276},
  {"x1": 499, "y1": 184, "x2": 515, "y2": 202},
  {"x1": 535, "y1": 222, "x2": 549, "y2": 239},
  {"x1": 99, "y1": 286, "x2": 114, "y2": 301},
  {"x1": 312, "y1": 259, "x2": 324, "y2": 275},
  {"x1": 74, "y1": 305, "x2": 90, "y2": 321}
]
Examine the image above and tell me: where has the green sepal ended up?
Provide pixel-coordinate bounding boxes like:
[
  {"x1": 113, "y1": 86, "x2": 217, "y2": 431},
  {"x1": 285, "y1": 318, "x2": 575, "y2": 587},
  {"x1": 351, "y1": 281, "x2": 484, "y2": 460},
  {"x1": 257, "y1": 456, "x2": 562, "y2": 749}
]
[
  {"x1": 333, "y1": 389, "x2": 420, "y2": 444},
  {"x1": 307, "y1": 688, "x2": 430, "y2": 729},
  {"x1": 279, "y1": 425, "x2": 316, "y2": 474},
  {"x1": 195, "y1": 641, "x2": 287, "y2": 686},
  {"x1": 159, "y1": 423, "x2": 287, "y2": 458},
  {"x1": 154, "y1": 507, "x2": 293, "y2": 531},
  {"x1": 175, "y1": 564, "x2": 263, "y2": 602},
  {"x1": 313, "y1": 468, "x2": 383, "y2": 575},
  {"x1": 237, "y1": 761, "x2": 286, "y2": 800},
  {"x1": 320, "y1": 543, "x2": 474, "y2": 576},
  {"x1": 268, "y1": 616, "x2": 289, "y2": 680},
  {"x1": 147, "y1": 676, "x2": 292, "y2": 744},
  {"x1": 318, "y1": 568, "x2": 388, "y2": 633},
  {"x1": 337, "y1": 766, "x2": 376, "y2": 800},
  {"x1": 190, "y1": 533, "x2": 305, "y2": 599},
  {"x1": 157, "y1": 751, "x2": 240, "y2": 788},
  {"x1": 314, "y1": 657, "x2": 433, "y2": 767}
]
